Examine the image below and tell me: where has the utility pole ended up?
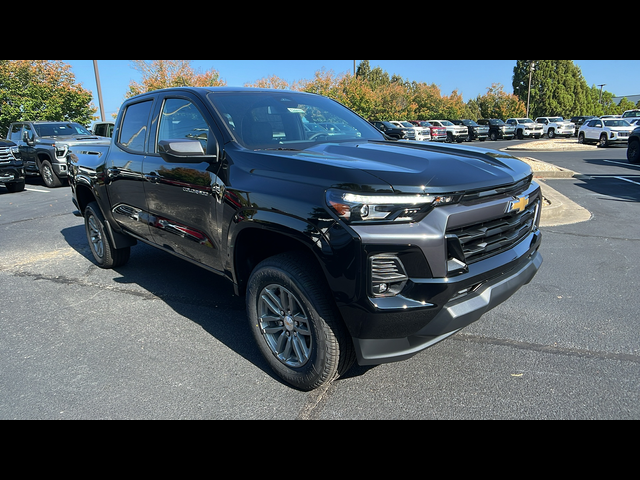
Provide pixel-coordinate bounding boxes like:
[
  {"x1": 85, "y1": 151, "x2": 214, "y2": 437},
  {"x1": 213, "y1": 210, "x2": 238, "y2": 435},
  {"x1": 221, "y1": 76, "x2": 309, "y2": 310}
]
[
  {"x1": 93, "y1": 60, "x2": 105, "y2": 122},
  {"x1": 526, "y1": 61, "x2": 535, "y2": 118}
]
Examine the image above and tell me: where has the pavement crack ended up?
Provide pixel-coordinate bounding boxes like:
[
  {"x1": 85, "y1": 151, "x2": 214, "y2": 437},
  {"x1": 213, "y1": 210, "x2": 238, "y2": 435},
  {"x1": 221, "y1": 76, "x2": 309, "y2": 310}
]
[
  {"x1": 455, "y1": 333, "x2": 640, "y2": 364},
  {"x1": 296, "y1": 381, "x2": 337, "y2": 420}
]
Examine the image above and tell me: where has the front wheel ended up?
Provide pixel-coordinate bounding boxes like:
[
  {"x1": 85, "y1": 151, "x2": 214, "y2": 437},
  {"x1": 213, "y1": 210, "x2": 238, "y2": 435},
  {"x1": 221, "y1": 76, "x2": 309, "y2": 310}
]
[
  {"x1": 84, "y1": 201, "x2": 130, "y2": 268},
  {"x1": 40, "y1": 160, "x2": 63, "y2": 188},
  {"x1": 627, "y1": 139, "x2": 640, "y2": 164},
  {"x1": 598, "y1": 133, "x2": 609, "y2": 148},
  {"x1": 246, "y1": 252, "x2": 355, "y2": 391}
]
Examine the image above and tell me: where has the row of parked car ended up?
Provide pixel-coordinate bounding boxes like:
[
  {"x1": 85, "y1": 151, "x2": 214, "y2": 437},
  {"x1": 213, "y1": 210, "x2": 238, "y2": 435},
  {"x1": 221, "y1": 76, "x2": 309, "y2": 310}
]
[
  {"x1": 372, "y1": 117, "x2": 579, "y2": 143},
  {"x1": 370, "y1": 109, "x2": 640, "y2": 147}
]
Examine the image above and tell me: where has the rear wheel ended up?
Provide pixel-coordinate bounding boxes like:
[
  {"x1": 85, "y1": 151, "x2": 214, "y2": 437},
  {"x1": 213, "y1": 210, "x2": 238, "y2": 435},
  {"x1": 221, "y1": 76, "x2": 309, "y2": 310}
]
[
  {"x1": 246, "y1": 252, "x2": 355, "y2": 391},
  {"x1": 84, "y1": 201, "x2": 130, "y2": 268}
]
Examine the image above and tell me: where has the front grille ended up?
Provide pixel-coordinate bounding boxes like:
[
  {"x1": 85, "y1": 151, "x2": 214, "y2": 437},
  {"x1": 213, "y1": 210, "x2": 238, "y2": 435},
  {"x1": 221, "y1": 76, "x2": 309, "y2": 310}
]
[
  {"x1": 447, "y1": 188, "x2": 540, "y2": 265},
  {"x1": 0, "y1": 147, "x2": 13, "y2": 164}
]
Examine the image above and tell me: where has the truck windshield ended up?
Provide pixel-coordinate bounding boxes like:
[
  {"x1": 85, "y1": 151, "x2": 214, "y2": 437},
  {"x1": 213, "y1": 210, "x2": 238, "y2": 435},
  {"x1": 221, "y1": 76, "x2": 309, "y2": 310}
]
[
  {"x1": 206, "y1": 90, "x2": 384, "y2": 149},
  {"x1": 33, "y1": 123, "x2": 92, "y2": 136}
]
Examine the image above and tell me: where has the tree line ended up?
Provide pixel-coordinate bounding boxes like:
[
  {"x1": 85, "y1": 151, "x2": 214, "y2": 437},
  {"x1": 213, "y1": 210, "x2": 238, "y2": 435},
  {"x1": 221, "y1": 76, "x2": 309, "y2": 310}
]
[{"x1": 1, "y1": 60, "x2": 637, "y2": 135}]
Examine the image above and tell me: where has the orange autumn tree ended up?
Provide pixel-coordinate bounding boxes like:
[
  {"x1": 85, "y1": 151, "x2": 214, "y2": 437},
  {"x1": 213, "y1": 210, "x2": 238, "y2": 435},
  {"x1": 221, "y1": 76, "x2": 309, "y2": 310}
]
[
  {"x1": 126, "y1": 60, "x2": 226, "y2": 98},
  {"x1": 475, "y1": 83, "x2": 526, "y2": 120},
  {"x1": 0, "y1": 60, "x2": 96, "y2": 133},
  {"x1": 244, "y1": 74, "x2": 301, "y2": 90}
]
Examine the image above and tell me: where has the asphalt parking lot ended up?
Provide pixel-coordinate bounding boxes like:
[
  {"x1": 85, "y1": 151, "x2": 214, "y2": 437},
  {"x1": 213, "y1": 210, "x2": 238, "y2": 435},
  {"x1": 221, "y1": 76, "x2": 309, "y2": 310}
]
[{"x1": 1, "y1": 140, "x2": 639, "y2": 419}]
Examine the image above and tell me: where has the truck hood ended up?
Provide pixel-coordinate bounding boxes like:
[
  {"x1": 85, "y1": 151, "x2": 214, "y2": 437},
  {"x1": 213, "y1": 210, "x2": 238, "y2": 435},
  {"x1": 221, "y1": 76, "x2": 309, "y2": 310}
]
[
  {"x1": 244, "y1": 140, "x2": 532, "y2": 194},
  {"x1": 40, "y1": 135, "x2": 111, "y2": 146}
]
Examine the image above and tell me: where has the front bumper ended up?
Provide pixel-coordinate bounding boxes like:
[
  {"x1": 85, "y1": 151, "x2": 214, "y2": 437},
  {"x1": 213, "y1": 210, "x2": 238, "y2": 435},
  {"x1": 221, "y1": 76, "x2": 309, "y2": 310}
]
[
  {"x1": 0, "y1": 165, "x2": 25, "y2": 184},
  {"x1": 352, "y1": 241, "x2": 541, "y2": 364},
  {"x1": 521, "y1": 128, "x2": 543, "y2": 137}
]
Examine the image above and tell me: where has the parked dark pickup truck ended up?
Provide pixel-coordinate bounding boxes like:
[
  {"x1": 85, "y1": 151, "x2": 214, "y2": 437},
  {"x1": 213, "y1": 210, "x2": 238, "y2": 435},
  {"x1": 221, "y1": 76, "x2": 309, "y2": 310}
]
[
  {"x1": 0, "y1": 139, "x2": 25, "y2": 193},
  {"x1": 7, "y1": 121, "x2": 110, "y2": 187},
  {"x1": 67, "y1": 87, "x2": 543, "y2": 391}
]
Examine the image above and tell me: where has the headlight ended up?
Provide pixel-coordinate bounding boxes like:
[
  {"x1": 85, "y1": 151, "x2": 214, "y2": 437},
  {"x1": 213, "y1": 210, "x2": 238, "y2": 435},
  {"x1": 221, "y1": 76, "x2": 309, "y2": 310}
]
[{"x1": 326, "y1": 189, "x2": 458, "y2": 224}]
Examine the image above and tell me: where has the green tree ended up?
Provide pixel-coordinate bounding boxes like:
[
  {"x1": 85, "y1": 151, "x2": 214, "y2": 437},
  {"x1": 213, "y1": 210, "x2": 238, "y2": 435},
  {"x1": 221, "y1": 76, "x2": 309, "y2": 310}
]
[
  {"x1": 512, "y1": 60, "x2": 594, "y2": 119},
  {"x1": 0, "y1": 60, "x2": 96, "y2": 134}
]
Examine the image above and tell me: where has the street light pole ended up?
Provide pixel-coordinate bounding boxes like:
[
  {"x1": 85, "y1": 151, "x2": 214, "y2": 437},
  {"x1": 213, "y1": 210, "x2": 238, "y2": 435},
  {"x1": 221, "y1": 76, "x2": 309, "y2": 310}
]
[
  {"x1": 598, "y1": 84, "x2": 606, "y2": 104},
  {"x1": 93, "y1": 60, "x2": 105, "y2": 122}
]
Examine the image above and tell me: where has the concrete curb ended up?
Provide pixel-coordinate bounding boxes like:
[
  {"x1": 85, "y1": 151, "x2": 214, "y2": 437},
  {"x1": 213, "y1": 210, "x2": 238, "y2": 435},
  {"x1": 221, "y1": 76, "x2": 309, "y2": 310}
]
[
  {"x1": 537, "y1": 180, "x2": 591, "y2": 227},
  {"x1": 506, "y1": 149, "x2": 592, "y2": 227}
]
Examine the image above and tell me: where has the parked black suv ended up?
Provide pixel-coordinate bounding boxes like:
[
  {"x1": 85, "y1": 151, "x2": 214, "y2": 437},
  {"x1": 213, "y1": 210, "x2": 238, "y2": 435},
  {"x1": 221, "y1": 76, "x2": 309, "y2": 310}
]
[
  {"x1": 449, "y1": 119, "x2": 489, "y2": 141},
  {"x1": 6, "y1": 121, "x2": 110, "y2": 187},
  {"x1": 477, "y1": 119, "x2": 516, "y2": 141},
  {"x1": 370, "y1": 121, "x2": 407, "y2": 139},
  {"x1": 0, "y1": 139, "x2": 25, "y2": 193}
]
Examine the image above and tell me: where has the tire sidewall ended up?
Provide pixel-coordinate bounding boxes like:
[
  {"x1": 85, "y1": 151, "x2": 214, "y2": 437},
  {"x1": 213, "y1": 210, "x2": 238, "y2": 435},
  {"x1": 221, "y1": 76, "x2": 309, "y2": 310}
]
[
  {"x1": 246, "y1": 256, "x2": 337, "y2": 390},
  {"x1": 84, "y1": 203, "x2": 109, "y2": 267},
  {"x1": 627, "y1": 139, "x2": 640, "y2": 164}
]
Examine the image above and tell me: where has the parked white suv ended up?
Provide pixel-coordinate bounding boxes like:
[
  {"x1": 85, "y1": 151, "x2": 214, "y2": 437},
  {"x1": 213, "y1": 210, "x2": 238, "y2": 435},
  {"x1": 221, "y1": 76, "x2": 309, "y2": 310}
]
[
  {"x1": 535, "y1": 117, "x2": 575, "y2": 138},
  {"x1": 506, "y1": 118, "x2": 544, "y2": 139},
  {"x1": 578, "y1": 118, "x2": 635, "y2": 147},
  {"x1": 390, "y1": 121, "x2": 430, "y2": 141}
]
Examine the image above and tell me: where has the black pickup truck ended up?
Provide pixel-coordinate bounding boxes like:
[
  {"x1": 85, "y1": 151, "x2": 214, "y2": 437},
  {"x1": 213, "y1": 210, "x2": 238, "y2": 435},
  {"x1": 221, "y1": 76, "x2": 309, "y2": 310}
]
[
  {"x1": 7, "y1": 121, "x2": 110, "y2": 187},
  {"x1": 0, "y1": 139, "x2": 25, "y2": 193},
  {"x1": 67, "y1": 87, "x2": 543, "y2": 391}
]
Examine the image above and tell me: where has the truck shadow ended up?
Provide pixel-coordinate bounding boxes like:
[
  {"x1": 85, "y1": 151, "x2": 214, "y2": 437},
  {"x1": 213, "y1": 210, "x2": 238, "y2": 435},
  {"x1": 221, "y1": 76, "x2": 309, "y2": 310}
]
[{"x1": 61, "y1": 224, "x2": 375, "y2": 388}]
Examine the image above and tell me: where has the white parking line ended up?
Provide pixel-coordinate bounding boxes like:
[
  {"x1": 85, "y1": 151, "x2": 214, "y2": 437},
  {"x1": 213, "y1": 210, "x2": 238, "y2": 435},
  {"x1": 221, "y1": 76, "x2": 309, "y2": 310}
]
[
  {"x1": 614, "y1": 176, "x2": 640, "y2": 186},
  {"x1": 603, "y1": 159, "x2": 640, "y2": 169},
  {"x1": 25, "y1": 187, "x2": 50, "y2": 193}
]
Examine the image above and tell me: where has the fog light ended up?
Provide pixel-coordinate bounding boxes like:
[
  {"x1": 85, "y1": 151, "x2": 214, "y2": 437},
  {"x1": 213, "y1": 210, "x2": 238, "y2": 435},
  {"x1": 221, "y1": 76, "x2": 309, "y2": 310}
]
[
  {"x1": 373, "y1": 283, "x2": 389, "y2": 295},
  {"x1": 370, "y1": 254, "x2": 408, "y2": 297}
]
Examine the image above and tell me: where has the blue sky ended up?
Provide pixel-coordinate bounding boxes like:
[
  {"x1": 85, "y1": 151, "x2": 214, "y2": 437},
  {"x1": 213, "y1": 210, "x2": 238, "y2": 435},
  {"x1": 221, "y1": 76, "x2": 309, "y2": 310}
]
[{"x1": 61, "y1": 60, "x2": 640, "y2": 122}]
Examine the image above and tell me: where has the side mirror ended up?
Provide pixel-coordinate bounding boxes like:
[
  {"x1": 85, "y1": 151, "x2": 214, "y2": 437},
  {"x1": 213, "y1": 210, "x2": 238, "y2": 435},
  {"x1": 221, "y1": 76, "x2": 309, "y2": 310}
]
[
  {"x1": 23, "y1": 130, "x2": 35, "y2": 146},
  {"x1": 158, "y1": 139, "x2": 217, "y2": 163}
]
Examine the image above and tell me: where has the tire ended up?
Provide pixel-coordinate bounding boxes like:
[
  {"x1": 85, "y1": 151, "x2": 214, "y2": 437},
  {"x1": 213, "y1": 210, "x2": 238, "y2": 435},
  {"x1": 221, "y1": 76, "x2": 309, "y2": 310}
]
[
  {"x1": 598, "y1": 133, "x2": 609, "y2": 148},
  {"x1": 489, "y1": 131, "x2": 498, "y2": 141},
  {"x1": 445, "y1": 132, "x2": 453, "y2": 143},
  {"x1": 84, "y1": 201, "x2": 130, "y2": 268},
  {"x1": 627, "y1": 139, "x2": 640, "y2": 164},
  {"x1": 246, "y1": 252, "x2": 355, "y2": 391},
  {"x1": 547, "y1": 128, "x2": 555, "y2": 139},
  {"x1": 578, "y1": 133, "x2": 586, "y2": 144},
  {"x1": 517, "y1": 129, "x2": 523, "y2": 140},
  {"x1": 40, "y1": 160, "x2": 63, "y2": 188},
  {"x1": 5, "y1": 180, "x2": 25, "y2": 193}
]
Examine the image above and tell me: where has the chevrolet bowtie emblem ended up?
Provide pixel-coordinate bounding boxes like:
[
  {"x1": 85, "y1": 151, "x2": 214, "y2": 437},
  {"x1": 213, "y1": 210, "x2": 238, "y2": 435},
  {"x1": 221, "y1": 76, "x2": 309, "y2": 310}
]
[{"x1": 507, "y1": 195, "x2": 529, "y2": 214}]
